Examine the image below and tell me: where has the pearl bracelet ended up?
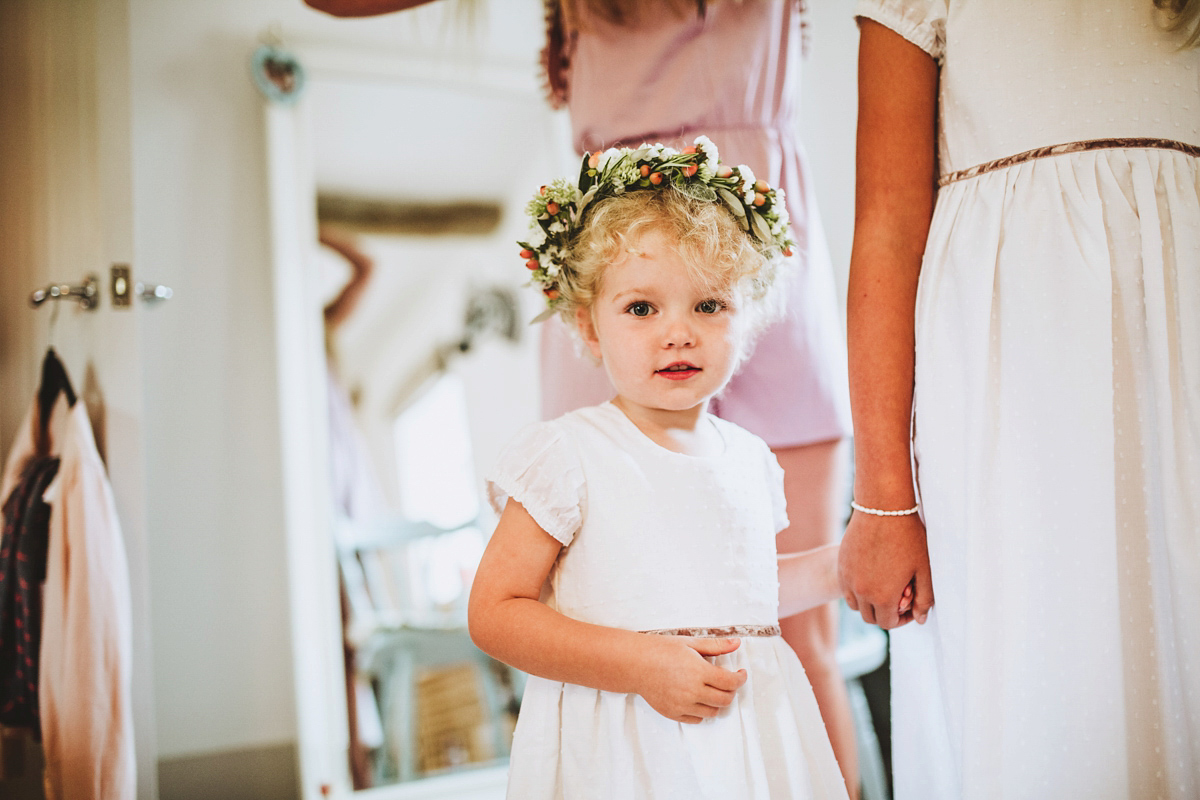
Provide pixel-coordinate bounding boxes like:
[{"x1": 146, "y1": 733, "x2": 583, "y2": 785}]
[{"x1": 850, "y1": 500, "x2": 920, "y2": 517}]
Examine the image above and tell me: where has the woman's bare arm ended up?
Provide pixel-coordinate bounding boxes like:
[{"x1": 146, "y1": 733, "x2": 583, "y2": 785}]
[
  {"x1": 838, "y1": 18, "x2": 938, "y2": 629},
  {"x1": 319, "y1": 227, "x2": 375, "y2": 329}
]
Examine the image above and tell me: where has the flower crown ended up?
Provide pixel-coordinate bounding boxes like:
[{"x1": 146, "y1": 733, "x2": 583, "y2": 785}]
[{"x1": 518, "y1": 136, "x2": 794, "y2": 321}]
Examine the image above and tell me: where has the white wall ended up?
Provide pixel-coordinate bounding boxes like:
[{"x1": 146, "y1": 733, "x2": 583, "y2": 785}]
[
  {"x1": 801, "y1": 1, "x2": 862, "y2": 315},
  {"x1": 128, "y1": 0, "x2": 860, "y2": 767}
]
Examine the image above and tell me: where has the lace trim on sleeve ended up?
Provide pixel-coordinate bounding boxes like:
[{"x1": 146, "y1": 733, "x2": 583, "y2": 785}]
[
  {"x1": 766, "y1": 448, "x2": 790, "y2": 535},
  {"x1": 487, "y1": 421, "x2": 586, "y2": 546},
  {"x1": 854, "y1": 0, "x2": 947, "y2": 64}
]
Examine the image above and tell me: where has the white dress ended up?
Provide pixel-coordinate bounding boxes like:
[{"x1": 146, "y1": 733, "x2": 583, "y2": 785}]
[
  {"x1": 487, "y1": 403, "x2": 848, "y2": 800},
  {"x1": 855, "y1": 1, "x2": 1200, "y2": 798}
]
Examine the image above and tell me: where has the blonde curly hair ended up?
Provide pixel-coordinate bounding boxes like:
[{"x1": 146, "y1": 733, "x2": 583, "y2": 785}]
[{"x1": 553, "y1": 186, "x2": 787, "y2": 341}]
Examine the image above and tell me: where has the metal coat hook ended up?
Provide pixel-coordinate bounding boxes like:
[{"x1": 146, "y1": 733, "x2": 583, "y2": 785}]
[
  {"x1": 29, "y1": 274, "x2": 100, "y2": 311},
  {"x1": 135, "y1": 282, "x2": 173, "y2": 303}
]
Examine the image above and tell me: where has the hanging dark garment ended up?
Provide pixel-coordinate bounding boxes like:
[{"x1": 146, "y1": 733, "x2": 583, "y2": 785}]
[
  {"x1": 0, "y1": 455, "x2": 60, "y2": 731},
  {"x1": 35, "y1": 348, "x2": 76, "y2": 458}
]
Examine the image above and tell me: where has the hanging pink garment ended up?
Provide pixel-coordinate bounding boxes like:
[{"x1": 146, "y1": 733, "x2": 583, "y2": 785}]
[{"x1": 539, "y1": 0, "x2": 851, "y2": 448}]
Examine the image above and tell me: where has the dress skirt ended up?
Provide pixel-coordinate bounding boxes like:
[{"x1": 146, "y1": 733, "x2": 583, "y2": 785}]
[
  {"x1": 506, "y1": 636, "x2": 849, "y2": 800},
  {"x1": 894, "y1": 147, "x2": 1200, "y2": 798}
]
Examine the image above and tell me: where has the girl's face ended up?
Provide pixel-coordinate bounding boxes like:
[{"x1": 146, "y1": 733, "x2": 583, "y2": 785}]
[{"x1": 576, "y1": 228, "x2": 747, "y2": 419}]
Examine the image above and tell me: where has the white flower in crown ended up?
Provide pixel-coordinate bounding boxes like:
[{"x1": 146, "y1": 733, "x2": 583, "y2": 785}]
[
  {"x1": 694, "y1": 135, "x2": 720, "y2": 166},
  {"x1": 597, "y1": 147, "x2": 623, "y2": 171},
  {"x1": 544, "y1": 260, "x2": 561, "y2": 277},
  {"x1": 774, "y1": 210, "x2": 791, "y2": 233},
  {"x1": 772, "y1": 192, "x2": 791, "y2": 229},
  {"x1": 548, "y1": 219, "x2": 567, "y2": 234},
  {"x1": 738, "y1": 164, "x2": 757, "y2": 202},
  {"x1": 525, "y1": 225, "x2": 547, "y2": 249}
]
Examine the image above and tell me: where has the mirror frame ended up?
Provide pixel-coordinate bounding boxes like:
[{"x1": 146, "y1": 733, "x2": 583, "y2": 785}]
[{"x1": 263, "y1": 41, "x2": 558, "y2": 800}]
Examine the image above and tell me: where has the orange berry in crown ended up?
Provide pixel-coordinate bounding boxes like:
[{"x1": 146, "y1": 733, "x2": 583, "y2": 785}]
[
  {"x1": 640, "y1": 164, "x2": 651, "y2": 177},
  {"x1": 753, "y1": 192, "x2": 766, "y2": 206},
  {"x1": 526, "y1": 258, "x2": 539, "y2": 270},
  {"x1": 683, "y1": 164, "x2": 698, "y2": 177},
  {"x1": 543, "y1": 287, "x2": 560, "y2": 300},
  {"x1": 754, "y1": 179, "x2": 770, "y2": 193},
  {"x1": 649, "y1": 172, "x2": 664, "y2": 185},
  {"x1": 717, "y1": 165, "x2": 733, "y2": 178},
  {"x1": 783, "y1": 247, "x2": 793, "y2": 257},
  {"x1": 546, "y1": 202, "x2": 560, "y2": 215},
  {"x1": 681, "y1": 146, "x2": 697, "y2": 154},
  {"x1": 539, "y1": 185, "x2": 546, "y2": 195},
  {"x1": 519, "y1": 248, "x2": 534, "y2": 259},
  {"x1": 588, "y1": 152, "x2": 600, "y2": 169}
]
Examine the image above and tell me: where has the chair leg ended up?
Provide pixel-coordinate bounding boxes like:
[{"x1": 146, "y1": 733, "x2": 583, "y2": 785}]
[{"x1": 847, "y1": 677, "x2": 890, "y2": 800}]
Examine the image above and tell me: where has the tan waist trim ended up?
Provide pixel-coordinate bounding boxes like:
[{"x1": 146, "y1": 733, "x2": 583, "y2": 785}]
[
  {"x1": 939, "y1": 138, "x2": 1200, "y2": 187},
  {"x1": 640, "y1": 624, "x2": 781, "y2": 638}
]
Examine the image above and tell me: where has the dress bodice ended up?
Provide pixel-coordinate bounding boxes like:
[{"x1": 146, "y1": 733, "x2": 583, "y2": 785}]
[
  {"x1": 488, "y1": 403, "x2": 787, "y2": 633},
  {"x1": 861, "y1": 0, "x2": 1200, "y2": 173}
]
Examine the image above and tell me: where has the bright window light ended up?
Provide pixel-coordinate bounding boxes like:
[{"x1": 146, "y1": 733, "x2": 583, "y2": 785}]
[{"x1": 393, "y1": 372, "x2": 480, "y2": 530}]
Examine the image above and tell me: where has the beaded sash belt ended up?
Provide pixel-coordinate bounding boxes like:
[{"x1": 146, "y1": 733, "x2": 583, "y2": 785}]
[
  {"x1": 640, "y1": 624, "x2": 781, "y2": 638},
  {"x1": 938, "y1": 137, "x2": 1200, "y2": 187}
]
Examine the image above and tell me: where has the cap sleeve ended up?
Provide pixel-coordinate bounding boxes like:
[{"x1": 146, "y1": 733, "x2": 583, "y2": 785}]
[
  {"x1": 855, "y1": 0, "x2": 947, "y2": 64},
  {"x1": 486, "y1": 421, "x2": 586, "y2": 546},
  {"x1": 764, "y1": 446, "x2": 789, "y2": 535}
]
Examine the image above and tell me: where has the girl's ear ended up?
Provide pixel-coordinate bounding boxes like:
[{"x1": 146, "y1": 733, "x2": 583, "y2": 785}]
[{"x1": 575, "y1": 305, "x2": 603, "y2": 361}]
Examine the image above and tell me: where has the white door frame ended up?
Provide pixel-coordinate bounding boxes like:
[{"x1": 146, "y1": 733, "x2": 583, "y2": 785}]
[{"x1": 262, "y1": 43, "x2": 546, "y2": 800}]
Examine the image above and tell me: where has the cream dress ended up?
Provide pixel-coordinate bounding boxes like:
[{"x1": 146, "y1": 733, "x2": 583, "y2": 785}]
[
  {"x1": 487, "y1": 403, "x2": 847, "y2": 799},
  {"x1": 855, "y1": 1, "x2": 1200, "y2": 798}
]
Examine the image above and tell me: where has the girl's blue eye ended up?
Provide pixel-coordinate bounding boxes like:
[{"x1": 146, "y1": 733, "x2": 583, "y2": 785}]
[
  {"x1": 628, "y1": 302, "x2": 652, "y2": 317},
  {"x1": 697, "y1": 299, "x2": 724, "y2": 314}
]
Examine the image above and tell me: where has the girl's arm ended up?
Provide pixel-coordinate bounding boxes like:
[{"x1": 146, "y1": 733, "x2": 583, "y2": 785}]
[
  {"x1": 777, "y1": 544, "x2": 840, "y2": 619},
  {"x1": 778, "y1": 543, "x2": 912, "y2": 620},
  {"x1": 469, "y1": 498, "x2": 749, "y2": 725},
  {"x1": 303, "y1": 0, "x2": 440, "y2": 17},
  {"x1": 838, "y1": 18, "x2": 938, "y2": 630}
]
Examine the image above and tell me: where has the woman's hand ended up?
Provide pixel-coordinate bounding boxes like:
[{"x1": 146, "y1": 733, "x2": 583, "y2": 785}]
[
  {"x1": 839, "y1": 511, "x2": 932, "y2": 629},
  {"x1": 634, "y1": 636, "x2": 748, "y2": 724}
]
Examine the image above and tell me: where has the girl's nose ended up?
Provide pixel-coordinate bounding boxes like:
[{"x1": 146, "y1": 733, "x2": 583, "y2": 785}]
[{"x1": 664, "y1": 315, "x2": 695, "y2": 348}]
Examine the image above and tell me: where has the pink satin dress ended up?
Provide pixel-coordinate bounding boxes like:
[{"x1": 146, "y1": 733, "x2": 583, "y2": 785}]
[{"x1": 539, "y1": 0, "x2": 851, "y2": 448}]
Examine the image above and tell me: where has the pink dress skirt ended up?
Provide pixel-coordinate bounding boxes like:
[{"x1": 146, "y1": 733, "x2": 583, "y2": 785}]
[{"x1": 539, "y1": 0, "x2": 850, "y2": 448}]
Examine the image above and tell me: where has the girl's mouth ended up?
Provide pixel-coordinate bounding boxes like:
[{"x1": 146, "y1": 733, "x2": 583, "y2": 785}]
[{"x1": 656, "y1": 362, "x2": 700, "y2": 380}]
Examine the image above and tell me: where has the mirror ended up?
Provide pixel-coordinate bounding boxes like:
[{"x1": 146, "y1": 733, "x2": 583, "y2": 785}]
[{"x1": 282, "y1": 38, "x2": 573, "y2": 795}]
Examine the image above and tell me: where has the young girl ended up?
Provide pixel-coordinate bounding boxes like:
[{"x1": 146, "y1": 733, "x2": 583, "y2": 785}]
[{"x1": 469, "y1": 141, "x2": 900, "y2": 798}]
